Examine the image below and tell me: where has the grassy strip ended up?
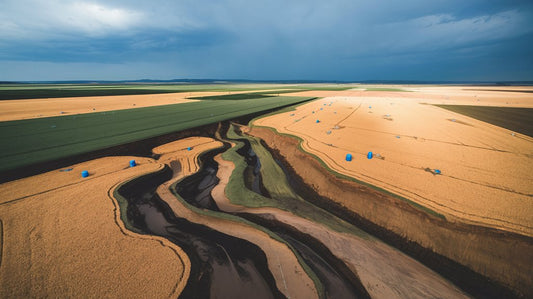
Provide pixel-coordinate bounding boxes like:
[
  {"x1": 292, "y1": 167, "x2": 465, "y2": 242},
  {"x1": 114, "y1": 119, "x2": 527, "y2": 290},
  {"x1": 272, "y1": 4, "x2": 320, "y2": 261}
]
[
  {"x1": 223, "y1": 124, "x2": 368, "y2": 237},
  {"x1": 248, "y1": 116, "x2": 445, "y2": 220},
  {"x1": 435, "y1": 105, "x2": 533, "y2": 138},
  {"x1": 189, "y1": 93, "x2": 274, "y2": 100},
  {"x1": 0, "y1": 96, "x2": 314, "y2": 173},
  {"x1": 299, "y1": 86, "x2": 355, "y2": 91},
  {"x1": 364, "y1": 87, "x2": 408, "y2": 92}
]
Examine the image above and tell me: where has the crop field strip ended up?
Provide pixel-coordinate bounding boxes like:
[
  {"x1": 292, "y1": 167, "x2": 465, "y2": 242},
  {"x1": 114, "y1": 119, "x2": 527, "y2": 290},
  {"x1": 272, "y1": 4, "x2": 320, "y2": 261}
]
[
  {"x1": 435, "y1": 105, "x2": 533, "y2": 137},
  {"x1": 0, "y1": 96, "x2": 314, "y2": 173},
  {"x1": 0, "y1": 84, "x2": 354, "y2": 100},
  {"x1": 0, "y1": 84, "x2": 290, "y2": 100}
]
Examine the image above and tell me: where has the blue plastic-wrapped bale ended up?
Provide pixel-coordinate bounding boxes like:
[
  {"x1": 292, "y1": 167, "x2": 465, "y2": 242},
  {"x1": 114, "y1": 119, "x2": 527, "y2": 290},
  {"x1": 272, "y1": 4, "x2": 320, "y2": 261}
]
[
  {"x1": 346, "y1": 154, "x2": 352, "y2": 161},
  {"x1": 435, "y1": 169, "x2": 441, "y2": 175},
  {"x1": 187, "y1": 147, "x2": 192, "y2": 151},
  {"x1": 367, "y1": 151, "x2": 373, "y2": 159},
  {"x1": 316, "y1": 119, "x2": 320, "y2": 123},
  {"x1": 129, "y1": 160, "x2": 136, "y2": 167},
  {"x1": 81, "y1": 170, "x2": 89, "y2": 178}
]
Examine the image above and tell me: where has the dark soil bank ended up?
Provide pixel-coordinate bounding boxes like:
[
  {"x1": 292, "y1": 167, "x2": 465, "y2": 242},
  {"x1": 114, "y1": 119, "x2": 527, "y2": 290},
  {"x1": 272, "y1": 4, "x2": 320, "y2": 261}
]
[{"x1": 117, "y1": 166, "x2": 284, "y2": 299}]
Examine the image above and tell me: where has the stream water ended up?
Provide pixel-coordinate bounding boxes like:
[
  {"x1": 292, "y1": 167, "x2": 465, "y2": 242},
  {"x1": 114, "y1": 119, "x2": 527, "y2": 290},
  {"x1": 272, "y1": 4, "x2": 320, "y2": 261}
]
[
  {"x1": 117, "y1": 165, "x2": 284, "y2": 299},
  {"x1": 172, "y1": 130, "x2": 369, "y2": 299},
  {"x1": 115, "y1": 120, "x2": 369, "y2": 299}
]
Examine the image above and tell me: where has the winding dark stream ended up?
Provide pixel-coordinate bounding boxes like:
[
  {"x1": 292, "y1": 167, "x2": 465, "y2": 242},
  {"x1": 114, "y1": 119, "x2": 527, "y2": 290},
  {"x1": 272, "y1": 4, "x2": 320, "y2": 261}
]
[
  {"x1": 236, "y1": 139, "x2": 272, "y2": 198},
  {"x1": 174, "y1": 145, "x2": 229, "y2": 211},
  {"x1": 117, "y1": 165, "x2": 284, "y2": 299},
  {"x1": 172, "y1": 129, "x2": 369, "y2": 299}
]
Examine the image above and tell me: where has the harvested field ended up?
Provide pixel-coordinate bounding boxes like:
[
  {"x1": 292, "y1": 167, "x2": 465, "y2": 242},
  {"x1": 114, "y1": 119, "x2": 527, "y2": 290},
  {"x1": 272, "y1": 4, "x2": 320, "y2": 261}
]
[
  {"x1": 0, "y1": 156, "x2": 189, "y2": 298},
  {"x1": 249, "y1": 85, "x2": 533, "y2": 296},
  {"x1": 253, "y1": 88, "x2": 533, "y2": 236},
  {"x1": 0, "y1": 92, "x2": 200, "y2": 121},
  {"x1": 0, "y1": 90, "x2": 297, "y2": 122},
  {"x1": 213, "y1": 126, "x2": 468, "y2": 298}
]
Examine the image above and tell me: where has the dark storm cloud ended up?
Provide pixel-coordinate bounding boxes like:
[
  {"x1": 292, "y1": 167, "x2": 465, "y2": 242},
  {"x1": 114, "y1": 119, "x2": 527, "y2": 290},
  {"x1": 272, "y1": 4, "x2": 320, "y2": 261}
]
[{"x1": 1, "y1": 0, "x2": 532, "y2": 81}]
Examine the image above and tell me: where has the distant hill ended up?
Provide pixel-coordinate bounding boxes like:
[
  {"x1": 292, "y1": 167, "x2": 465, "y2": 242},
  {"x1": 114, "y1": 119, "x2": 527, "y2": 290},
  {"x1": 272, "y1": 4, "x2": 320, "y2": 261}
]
[{"x1": 1, "y1": 79, "x2": 532, "y2": 86}]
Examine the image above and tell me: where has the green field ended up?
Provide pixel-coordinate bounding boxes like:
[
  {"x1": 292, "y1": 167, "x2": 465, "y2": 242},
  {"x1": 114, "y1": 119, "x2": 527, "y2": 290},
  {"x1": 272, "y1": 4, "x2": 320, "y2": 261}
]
[
  {"x1": 0, "y1": 96, "x2": 313, "y2": 173},
  {"x1": 435, "y1": 105, "x2": 533, "y2": 137},
  {"x1": 363, "y1": 87, "x2": 408, "y2": 92},
  {"x1": 189, "y1": 93, "x2": 274, "y2": 100}
]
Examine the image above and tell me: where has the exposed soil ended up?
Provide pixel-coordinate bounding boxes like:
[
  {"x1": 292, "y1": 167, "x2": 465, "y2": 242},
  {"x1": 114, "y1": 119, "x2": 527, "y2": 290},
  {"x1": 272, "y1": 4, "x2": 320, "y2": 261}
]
[{"x1": 437, "y1": 105, "x2": 533, "y2": 137}]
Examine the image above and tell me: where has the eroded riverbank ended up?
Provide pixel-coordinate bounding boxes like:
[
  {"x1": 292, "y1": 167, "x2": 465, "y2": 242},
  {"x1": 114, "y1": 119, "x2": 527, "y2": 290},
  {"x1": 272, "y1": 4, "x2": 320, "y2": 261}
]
[{"x1": 248, "y1": 124, "x2": 533, "y2": 298}]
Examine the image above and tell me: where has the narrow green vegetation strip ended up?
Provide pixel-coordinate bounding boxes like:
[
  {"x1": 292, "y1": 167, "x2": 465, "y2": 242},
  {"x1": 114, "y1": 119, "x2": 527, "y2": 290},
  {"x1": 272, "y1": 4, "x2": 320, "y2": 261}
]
[
  {"x1": 0, "y1": 96, "x2": 313, "y2": 173},
  {"x1": 364, "y1": 87, "x2": 408, "y2": 92},
  {"x1": 189, "y1": 93, "x2": 274, "y2": 100}
]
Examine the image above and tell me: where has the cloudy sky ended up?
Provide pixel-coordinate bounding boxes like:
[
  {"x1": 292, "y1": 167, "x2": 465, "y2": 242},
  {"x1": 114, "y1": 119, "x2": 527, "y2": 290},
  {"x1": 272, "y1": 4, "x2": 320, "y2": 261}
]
[{"x1": 1, "y1": 0, "x2": 532, "y2": 81}]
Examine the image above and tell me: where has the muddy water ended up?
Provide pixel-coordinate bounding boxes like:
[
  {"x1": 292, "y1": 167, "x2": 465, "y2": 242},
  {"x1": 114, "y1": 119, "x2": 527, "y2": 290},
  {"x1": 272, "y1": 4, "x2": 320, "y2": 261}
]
[
  {"x1": 241, "y1": 213, "x2": 370, "y2": 299},
  {"x1": 174, "y1": 145, "x2": 229, "y2": 210},
  {"x1": 117, "y1": 166, "x2": 284, "y2": 299}
]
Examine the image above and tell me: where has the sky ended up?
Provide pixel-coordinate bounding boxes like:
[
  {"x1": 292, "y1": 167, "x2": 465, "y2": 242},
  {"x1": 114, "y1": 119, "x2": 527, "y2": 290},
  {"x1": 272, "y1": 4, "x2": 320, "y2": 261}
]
[{"x1": 1, "y1": 0, "x2": 532, "y2": 81}]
